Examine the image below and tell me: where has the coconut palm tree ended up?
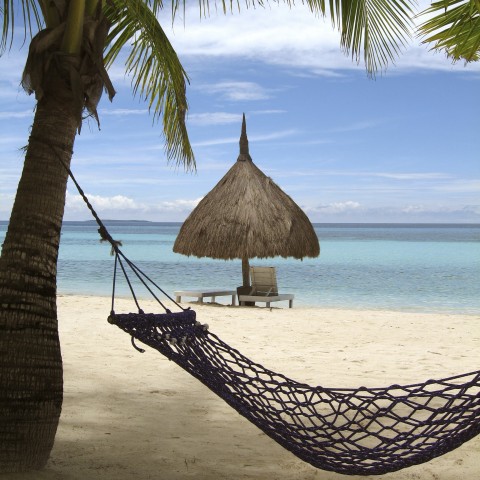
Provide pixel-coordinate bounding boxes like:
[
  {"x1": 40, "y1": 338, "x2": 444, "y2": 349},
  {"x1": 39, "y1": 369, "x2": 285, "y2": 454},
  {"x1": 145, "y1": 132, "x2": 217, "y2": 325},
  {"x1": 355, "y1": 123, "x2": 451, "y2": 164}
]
[
  {"x1": 5, "y1": 0, "x2": 473, "y2": 473},
  {"x1": 0, "y1": 0, "x2": 194, "y2": 471}
]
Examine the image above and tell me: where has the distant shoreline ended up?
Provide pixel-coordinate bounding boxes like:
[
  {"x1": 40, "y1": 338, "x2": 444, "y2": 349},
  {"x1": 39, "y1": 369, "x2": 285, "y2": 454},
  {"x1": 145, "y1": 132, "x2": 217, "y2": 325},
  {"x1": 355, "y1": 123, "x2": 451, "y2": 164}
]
[
  {"x1": 1, "y1": 219, "x2": 479, "y2": 227},
  {"x1": 60, "y1": 220, "x2": 480, "y2": 227},
  {"x1": 3, "y1": 222, "x2": 479, "y2": 314},
  {"x1": 57, "y1": 291, "x2": 480, "y2": 317}
]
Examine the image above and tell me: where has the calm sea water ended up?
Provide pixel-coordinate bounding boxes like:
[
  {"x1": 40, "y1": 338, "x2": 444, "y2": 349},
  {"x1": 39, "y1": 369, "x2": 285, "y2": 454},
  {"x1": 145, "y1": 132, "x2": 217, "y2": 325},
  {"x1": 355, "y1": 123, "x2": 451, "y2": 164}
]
[{"x1": 0, "y1": 221, "x2": 479, "y2": 313}]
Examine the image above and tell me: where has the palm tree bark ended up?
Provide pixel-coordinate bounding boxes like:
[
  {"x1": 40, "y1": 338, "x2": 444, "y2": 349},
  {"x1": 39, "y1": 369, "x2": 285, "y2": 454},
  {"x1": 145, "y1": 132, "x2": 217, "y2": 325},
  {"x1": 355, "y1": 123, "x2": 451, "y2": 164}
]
[{"x1": 0, "y1": 66, "x2": 80, "y2": 471}]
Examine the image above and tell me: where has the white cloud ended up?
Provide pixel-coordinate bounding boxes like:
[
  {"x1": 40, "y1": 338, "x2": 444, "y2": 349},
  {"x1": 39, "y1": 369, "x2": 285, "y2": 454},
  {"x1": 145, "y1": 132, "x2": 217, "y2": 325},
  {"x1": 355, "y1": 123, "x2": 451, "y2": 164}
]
[
  {"x1": 188, "y1": 110, "x2": 286, "y2": 126},
  {"x1": 159, "y1": 198, "x2": 203, "y2": 211},
  {"x1": 12, "y1": 188, "x2": 480, "y2": 223},
  {"x1": 198, "y1": 81, "x2": 272, "y2": 101},
  {"x1": 308, "y1": 201, "x2": 362, "y2": 215},
  {"x1": 401, "y1": 204, "x2": 480, "y2": 216},
  {"x1": 309, "y1": 68, "x2": 346, "y2": 78},
  {"x1": 99, "y1": 108, "x2": 148, "y2": 116},
  {"x1": 372, "y1": 172, "x2": 452, "y2": 181},
  {"x1": 67, "y1": 192, "x2": 140, "y2": 212},
  {"x1": 65, "y1": 191, "x2": 202, "y2": 219},
  {"x1": 161, "y1": 3, "x2": 480, "y2": 75},
  {"x1": 192, "y1": 129, "x2": 297, "y2": 147},
  {"x1": 304, "y1": 201, "x2": 480, "y2": 223},
  {"x1": 401, "y1": 204, "x2": 431, "y2": 214},
  {"x1": 0, "y1": 135, "x2": 27, "y2": 146},
  {"x1": 432, "y1": 180, "x2": 480, "y2": 193},
  {"x1": 166, "y1": 5, "x2": 341, "y2": 61},
  {"x1": 252, "y1": 109, "x2": 286, "y2": 115},
  {"x1": 277, "y1": 170, "x2": 455, "y2": 182},
  {"x1": 328, "y1": 121, "x2": 380, "y2": 133},
  {"x1": 0, "y1": 110, "x2": 34, "y2": 120},
  {"x1": 188, "y1": 112, "x2": 242, "y2": 126},
  {"x1": 464, "y1": 205, "x2": 480, "y2": 215}
]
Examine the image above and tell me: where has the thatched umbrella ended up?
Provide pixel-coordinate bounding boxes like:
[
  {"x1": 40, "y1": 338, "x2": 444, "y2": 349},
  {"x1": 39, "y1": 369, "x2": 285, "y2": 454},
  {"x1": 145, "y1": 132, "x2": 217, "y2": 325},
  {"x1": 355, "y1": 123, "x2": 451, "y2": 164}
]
[{"x1": 173, "y1": 114, "x2": 320, "y2": 287}]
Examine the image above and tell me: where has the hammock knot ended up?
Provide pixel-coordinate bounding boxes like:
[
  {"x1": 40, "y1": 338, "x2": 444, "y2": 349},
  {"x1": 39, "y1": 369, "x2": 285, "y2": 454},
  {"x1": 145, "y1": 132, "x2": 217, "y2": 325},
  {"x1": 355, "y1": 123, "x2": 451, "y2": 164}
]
[{"x1": 98, "y1": 226, "x2": 122, "y2": 255}]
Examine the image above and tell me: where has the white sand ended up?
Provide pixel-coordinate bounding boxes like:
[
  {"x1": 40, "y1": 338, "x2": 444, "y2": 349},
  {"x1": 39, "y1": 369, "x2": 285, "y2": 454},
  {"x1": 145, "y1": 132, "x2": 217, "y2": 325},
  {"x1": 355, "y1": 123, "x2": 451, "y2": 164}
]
[{"x1": 3, "y1": 294, "x2": 479, "y2": 480}]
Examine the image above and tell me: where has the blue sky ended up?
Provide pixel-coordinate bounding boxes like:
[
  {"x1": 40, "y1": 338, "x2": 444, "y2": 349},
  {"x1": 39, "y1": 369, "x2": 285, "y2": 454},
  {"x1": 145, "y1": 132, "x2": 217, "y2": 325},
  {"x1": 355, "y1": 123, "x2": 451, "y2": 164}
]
[{"x1": 1, "y1": 2, "x2": 479, "y2": 223}]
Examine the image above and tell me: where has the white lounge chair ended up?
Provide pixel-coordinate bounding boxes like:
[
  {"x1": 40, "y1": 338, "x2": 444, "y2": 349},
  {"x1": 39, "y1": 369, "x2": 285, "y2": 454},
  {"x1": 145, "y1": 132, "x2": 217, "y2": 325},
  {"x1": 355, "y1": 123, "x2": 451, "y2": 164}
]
[
  {"x1": 238, "y1": 266, "x2": 294, "y2": 308},
  {"x1": 174, "y1": 289, "x2": 236, "y2": 305}
]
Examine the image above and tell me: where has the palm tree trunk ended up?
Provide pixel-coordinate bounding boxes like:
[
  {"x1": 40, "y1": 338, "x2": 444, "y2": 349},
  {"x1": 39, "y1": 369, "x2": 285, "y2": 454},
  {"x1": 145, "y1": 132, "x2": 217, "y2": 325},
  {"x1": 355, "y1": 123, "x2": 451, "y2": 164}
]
[{"x1": 0, "y1": 68, "x2": 80, "y2": 472}]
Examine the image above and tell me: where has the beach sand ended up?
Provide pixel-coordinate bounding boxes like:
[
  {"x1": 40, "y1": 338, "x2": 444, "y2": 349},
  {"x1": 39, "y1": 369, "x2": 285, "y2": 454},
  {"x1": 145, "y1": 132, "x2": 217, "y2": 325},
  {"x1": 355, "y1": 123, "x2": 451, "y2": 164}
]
[{"x1": 2, "y1": 294, "x2": 479, "y2": 480}]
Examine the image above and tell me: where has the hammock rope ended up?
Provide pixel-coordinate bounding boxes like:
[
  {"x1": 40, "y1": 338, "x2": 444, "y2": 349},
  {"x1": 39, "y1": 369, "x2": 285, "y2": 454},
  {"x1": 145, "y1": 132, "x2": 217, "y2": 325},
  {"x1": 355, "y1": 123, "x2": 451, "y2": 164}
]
[
  {"x1": 42, "y1": 137, "x2": 479, "y2": 476},
  {"x1": 107, "y1": 309, "x2": 480, "y2": 476}
]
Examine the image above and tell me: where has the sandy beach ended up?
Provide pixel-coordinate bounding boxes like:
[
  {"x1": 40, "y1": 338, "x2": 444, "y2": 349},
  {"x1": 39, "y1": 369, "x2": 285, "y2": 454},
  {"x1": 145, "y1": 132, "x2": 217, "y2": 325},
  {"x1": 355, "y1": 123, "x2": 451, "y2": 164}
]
[{"x1": 3, "y1": 294, "x2": 479, "y2": 480}]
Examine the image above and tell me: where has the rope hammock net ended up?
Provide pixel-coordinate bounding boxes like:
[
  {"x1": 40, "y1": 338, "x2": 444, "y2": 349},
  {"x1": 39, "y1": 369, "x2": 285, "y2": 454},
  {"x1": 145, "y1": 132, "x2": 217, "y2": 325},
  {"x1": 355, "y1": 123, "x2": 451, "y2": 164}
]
[
  {"x1": 51, "y1": 147, "x2": 479, "y2": 477},
  {"x1": 106, "y1": 230, "x2": 480, "y2": 477},
  {"x1": 110, "y1": 311, "x2": 480, "y2": 476}
]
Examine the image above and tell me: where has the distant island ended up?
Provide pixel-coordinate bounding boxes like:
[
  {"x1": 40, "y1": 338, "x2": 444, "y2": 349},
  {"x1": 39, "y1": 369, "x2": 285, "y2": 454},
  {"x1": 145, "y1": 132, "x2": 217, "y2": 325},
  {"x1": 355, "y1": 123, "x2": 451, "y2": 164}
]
[
  {"x1": 62, "y1": 219, "x2": 182, "y2": 226},
  {"x1": 71, "y1": 219, "x2": 153, "y2": 225}
]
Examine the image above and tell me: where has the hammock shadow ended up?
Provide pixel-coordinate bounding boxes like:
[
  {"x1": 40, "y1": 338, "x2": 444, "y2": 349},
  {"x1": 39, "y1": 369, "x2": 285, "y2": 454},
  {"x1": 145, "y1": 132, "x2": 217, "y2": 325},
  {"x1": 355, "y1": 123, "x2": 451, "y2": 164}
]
[
  {"x1": 45, "y1": 364, "x2": 318, "y2": 480},
  {"x1": 41, "y1": 358, "x2": 479, "y2": 480}
]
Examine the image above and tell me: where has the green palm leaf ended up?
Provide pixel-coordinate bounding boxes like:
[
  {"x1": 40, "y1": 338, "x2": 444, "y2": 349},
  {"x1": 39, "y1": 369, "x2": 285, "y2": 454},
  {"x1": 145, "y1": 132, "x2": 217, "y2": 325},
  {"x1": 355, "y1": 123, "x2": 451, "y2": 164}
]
[
  {"x1": 327, "y1": 0, "x2": 415, "y2": 75},
  {"x1": 419, "y1": 0, "x2": 480, "y2": 62},
  {"x1": 179, "y1": 0, "x2": 414, "y2": 76},
  {"x1": 1, "y1": 0, "x2": 43, "y2": 53},
  {"x1": 3, "y1": 0, "x2": 419, "y2": 168},
  {"x1": 104, "y1": 0, "x2": 194, "y2": 168}
]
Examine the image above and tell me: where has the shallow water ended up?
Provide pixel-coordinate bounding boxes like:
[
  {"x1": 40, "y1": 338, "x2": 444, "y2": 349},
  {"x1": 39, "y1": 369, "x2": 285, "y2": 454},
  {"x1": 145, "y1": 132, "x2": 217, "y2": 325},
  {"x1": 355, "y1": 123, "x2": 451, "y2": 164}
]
[{"x1": 2, "y1": 221, "x2": 478, "y2": 313}]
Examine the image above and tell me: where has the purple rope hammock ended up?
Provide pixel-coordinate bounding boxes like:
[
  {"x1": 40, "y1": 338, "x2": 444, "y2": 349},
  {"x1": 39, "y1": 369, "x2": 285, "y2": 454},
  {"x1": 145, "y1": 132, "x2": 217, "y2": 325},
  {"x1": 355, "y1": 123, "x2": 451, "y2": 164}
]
[
  {"x1": 108, "y1": 307, "x2": 480, "y2": 476},
  {"x1": 46, "y1": 145, "x2": 478, "y2": 476},
  {"x1": 92, "y1": 185, "x2": 480, "y2": 477}
]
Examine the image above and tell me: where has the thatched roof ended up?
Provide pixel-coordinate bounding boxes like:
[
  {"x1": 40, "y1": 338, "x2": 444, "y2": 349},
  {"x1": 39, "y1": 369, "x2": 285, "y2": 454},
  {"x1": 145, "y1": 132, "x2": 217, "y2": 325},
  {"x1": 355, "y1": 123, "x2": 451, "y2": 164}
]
[{"x1": 173, "y1": 114, "x2": 320, "y2": 261}]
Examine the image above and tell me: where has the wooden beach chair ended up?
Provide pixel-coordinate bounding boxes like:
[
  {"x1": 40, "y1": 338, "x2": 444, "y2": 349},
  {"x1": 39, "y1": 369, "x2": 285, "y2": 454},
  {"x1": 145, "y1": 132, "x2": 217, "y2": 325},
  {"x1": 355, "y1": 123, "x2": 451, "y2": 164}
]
[{"x1": 238, "y1": 266, "x2": 294, "y2": 308}]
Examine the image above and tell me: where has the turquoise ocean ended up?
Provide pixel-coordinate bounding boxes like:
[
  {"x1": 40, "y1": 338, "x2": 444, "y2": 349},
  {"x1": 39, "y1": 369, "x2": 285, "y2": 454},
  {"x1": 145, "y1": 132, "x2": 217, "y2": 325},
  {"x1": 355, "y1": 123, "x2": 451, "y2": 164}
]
[{"x1": 1, "y1": 222, "x2": 479, "y2": 314}]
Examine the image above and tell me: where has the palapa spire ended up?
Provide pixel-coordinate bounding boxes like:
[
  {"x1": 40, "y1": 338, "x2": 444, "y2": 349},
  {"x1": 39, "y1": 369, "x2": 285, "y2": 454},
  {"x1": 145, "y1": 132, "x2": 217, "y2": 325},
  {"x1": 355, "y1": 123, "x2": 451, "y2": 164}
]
[
  {"x1": 173, "y1": 110, "x2": 320, "y2": 288},
  {"x1": 238, "y1": 113, "x2": 252, "y2": 161}
]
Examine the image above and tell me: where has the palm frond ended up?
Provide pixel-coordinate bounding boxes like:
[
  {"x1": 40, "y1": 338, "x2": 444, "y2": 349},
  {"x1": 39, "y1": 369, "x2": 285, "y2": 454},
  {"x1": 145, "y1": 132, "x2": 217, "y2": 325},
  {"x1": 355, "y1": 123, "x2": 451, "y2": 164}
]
[
  {"x1": 172, "y1": 0, "x2": 414, "y2": 76},
  {"x1": 104, "y1": 0, "x2": 194, "y2": 169},
  {"x1": 327, "y1": 0, "x2": 415, "y2": 76},
  {"x1": 418, "y1": 0, "x2": 480, "y2": 62},
  {"x1": 1, "y1": 0, "x2": 43, "y2": 54}
]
